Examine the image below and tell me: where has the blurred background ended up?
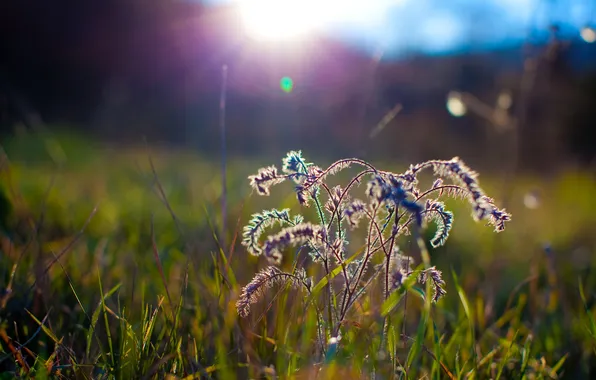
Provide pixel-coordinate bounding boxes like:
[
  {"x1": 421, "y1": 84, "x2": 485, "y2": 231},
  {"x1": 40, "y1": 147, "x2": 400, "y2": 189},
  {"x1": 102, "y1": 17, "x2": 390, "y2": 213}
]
[{"x1": 1, "y1": 0, "x2": 596, "y2": 169}]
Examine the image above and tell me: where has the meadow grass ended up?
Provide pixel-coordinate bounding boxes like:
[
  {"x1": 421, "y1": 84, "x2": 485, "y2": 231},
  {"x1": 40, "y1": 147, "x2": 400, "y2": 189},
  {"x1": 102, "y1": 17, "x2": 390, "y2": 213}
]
[{"x1": 0, "y1": 133, "x2": 595, "y2": 378}]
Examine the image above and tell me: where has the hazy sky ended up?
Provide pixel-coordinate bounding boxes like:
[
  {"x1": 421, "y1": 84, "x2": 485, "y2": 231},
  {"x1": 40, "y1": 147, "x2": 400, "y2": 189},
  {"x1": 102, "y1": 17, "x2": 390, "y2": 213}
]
[{"x1": 202, "y1": 0, "x2": 596, "y2": 57}]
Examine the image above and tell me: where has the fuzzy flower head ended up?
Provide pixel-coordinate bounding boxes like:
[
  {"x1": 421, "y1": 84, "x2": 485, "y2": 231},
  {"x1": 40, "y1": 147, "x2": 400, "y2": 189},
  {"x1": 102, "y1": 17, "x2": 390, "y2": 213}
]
[
  {"x1": 292, "y1": 165, "x2": 325, "y2": 207},
  {"x1": 282, "y1": 150, "x2": 311, "y2": 184},
  {"x1": 418, "y1": 267, "x2": 447, "y2": 303},
  {"x1": 241, "y1": 209, "x2": 303, "y2": 256},
  {"x1": 241, "y1": 151, "x2": 511, "y2": 325},
  {"x1": 366, "y1": 174, "x2": 424, "y2": 225},
  {"x1": 343, "y1": 199, "x2": 367, "y2": 228},
  {"x1": 295, "y1": 185, "x2": 311, "y2": 207},
  {"x1": 428, "y1": 157, "x2": 511, "y2": 232},
  {"x1": 390, "y1": 250, "x2": 414, "y2": 290},
  {"x1": 236, "y1": 266, "x2": 306, "y2": 318},
  {"x1": 424, "y1": 200, "x2": 454, "y2": 248},
  {"x1": 302, "y1": 165, "x2": 325, "y2": 191},
  {"x1": 262, "y1": 223, "x2": 328, "y2": 264},
  {"x1": 325, "y1": 185, "x2": 347, "y2": 215},
  {"x1": 248, "y1": 166, "x2": 286, "y2": 196}
]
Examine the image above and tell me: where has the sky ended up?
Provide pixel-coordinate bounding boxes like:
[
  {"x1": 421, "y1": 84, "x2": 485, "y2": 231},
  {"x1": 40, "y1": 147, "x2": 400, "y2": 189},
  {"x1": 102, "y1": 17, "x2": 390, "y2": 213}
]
[{"x1": 201, "y1": 0, "x2": 596, "y2": 58}]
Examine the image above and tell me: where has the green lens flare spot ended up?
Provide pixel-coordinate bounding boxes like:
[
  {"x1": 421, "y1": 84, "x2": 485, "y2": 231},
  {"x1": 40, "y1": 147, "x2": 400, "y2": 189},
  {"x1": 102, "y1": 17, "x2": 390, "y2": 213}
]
[{"x1": 280, "y1": 76, "x2": 294, "y2": 93}]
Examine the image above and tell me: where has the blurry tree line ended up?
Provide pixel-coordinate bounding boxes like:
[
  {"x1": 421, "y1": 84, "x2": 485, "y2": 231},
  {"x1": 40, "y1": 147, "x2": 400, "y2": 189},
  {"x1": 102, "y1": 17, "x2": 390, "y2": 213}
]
[{"x1": 1, "y1": 0, "x2": 595, "y2": 172}]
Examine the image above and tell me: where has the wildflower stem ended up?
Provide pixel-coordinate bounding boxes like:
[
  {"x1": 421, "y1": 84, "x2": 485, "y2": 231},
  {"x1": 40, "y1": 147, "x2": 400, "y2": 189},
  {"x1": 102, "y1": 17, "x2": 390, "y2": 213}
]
[
  {"x1": 415, "y1": 185, "x2": 469, "y2": 202},
  {"x1": 320, "y1": 182, "x2": 353, "y2": 330},
  {"x1": 241, "y1": 151, "x2": 510, "y2": 363},
  {"x1": 381, "y1": 207, "x2": 400, "y2": 352},
  {"x1": 340, "y1": 204, "x2": 382, "y2": 320},
  {"x1": 325, "y1": 169, "x2": 376, "y2": 232},
  {"x1": 339, "y1": 208, "x2": 405, "y2": 322},
  {"x1": 311, "y1": 186, "x2": 337, "y2": 329}
]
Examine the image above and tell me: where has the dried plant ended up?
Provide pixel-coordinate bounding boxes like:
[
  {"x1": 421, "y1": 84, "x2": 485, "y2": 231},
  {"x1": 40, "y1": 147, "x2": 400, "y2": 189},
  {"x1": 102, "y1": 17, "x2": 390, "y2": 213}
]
[{"x1": 237, "y1": 151, "x2": 511, "y2": 354}]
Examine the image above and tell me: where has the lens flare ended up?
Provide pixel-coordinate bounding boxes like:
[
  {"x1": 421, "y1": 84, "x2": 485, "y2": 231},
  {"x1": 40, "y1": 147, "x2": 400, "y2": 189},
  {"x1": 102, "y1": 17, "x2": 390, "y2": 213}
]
[
  {"x1": 446, "y1": 92, "x2": 467, "y2": 117},
  {"x1": 580, "y1": 26, "x2": 596, "y2": 43},
  {"x1": 280, "y1": 76, "x2": 294, "y2": 93}
]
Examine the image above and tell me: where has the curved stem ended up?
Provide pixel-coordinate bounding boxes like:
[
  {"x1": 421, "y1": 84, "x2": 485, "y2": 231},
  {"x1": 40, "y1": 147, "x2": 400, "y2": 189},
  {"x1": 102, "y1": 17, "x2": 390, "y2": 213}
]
[
  {"x1": 339, "y1": 204, "x2": 383, "y2": 321},
  {"x1": 325, "y1": 169, "x2": 377, "y2": 232},
  {"x1": 415, "y1": 184, "x2": 469, "y2": 201}
]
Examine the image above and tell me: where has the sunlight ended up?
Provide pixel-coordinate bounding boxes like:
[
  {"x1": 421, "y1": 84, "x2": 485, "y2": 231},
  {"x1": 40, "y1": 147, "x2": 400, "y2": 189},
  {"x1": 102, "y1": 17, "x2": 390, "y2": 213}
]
[
  {"x1": 237, "y1": 0, "x2": 319, "y2": 41},
  {"x1": 236, "y1": 0, "x2": 402, "y2": 42}
]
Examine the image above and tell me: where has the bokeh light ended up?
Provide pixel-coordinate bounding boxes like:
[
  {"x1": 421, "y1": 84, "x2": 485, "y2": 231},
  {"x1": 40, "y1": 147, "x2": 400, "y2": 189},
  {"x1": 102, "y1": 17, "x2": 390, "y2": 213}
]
[
  {"x1": 446, "y1": 92, "x2": 467, "y2": 117},
  {"x1": 497, "y1": 91, "x2": 513, "y2": 110},
  {"x1": 580, "y1": 26, "x2": 596, "y2": 43},
  {"x1": 280, "y1": 76, "x2": 294, "y2": 93},
  {"x1": 524, "y1": 191, "x2": 541, "y2": 209}
]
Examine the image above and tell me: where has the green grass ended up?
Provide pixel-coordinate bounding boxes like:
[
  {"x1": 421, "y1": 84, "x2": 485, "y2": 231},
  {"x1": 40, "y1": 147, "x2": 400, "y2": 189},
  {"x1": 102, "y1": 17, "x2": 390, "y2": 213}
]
[{"x1": 0, "y1": 132, "x2": 595, "y2": 378}]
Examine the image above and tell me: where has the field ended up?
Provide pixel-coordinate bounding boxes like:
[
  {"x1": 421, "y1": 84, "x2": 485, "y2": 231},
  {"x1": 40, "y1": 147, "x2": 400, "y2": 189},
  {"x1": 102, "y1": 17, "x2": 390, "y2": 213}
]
[{"x1": 1, "y1": 132, "x2": 595, "y2": 379}]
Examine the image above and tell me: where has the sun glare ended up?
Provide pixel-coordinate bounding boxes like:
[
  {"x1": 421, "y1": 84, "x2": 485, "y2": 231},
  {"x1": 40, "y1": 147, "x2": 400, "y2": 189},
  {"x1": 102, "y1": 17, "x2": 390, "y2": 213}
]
[
  {"x1": 236, "y1": 0, "x2": 401, "y2": 42},
  {"x1": 237, "y1": 0, "x2": 320, "y2": 41}
]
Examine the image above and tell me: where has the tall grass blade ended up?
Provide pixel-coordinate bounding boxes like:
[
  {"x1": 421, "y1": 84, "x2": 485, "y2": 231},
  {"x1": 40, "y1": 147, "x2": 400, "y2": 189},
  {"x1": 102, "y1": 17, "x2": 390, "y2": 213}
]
[{"x1": 86, "y1": 283, "x2": 121, "y2": 360}]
